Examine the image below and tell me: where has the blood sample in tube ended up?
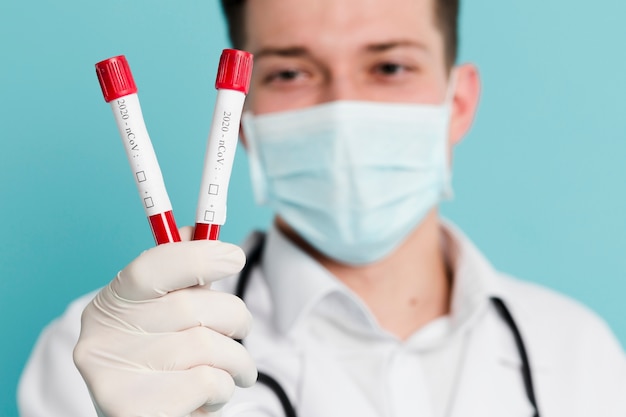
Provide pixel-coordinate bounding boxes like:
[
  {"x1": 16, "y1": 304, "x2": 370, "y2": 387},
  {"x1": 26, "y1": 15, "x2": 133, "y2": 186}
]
[
  {"x1": 193, "y1": 49, "x2": 253, "y2": 241},
  {"x1": 95, "y1": 55, "x2": 181, "y2": 245}
]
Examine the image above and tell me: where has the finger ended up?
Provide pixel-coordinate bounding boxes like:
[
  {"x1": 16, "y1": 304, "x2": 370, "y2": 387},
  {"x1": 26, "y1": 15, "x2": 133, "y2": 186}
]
[
  {"x1": 87, "y1": 366, "x2": 235, "y2": 417},
  {"x1": 97, "y1": 286, "x2": 252, "y2": 337},
  {"x1": 113, "y1": 240, "x2": 246, "y2": 301},
  {"x1": 77, "y1": 304, "x2": 257, "y2": 386},
  {"x1": 191, "y1": 408, "x2": 222, "y2": 417},
  {"x1": 112, "y1": 327, "x2": 257, "y2": 387},
  {"x1": 179, "y1": 225, "x2": 195, "y2": 241}
]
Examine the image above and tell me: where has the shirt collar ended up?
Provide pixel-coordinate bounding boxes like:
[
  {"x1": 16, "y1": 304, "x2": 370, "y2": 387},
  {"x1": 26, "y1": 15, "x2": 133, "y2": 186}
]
[
  {"x1": 262, "y1": 220, "x2": 507, "y2": 338},
  {"x1": 440, "y1": 220, "x2": 506, "y2": 337},
  {"x1": 262, "y1": 224, "x2": 344, "y2": 334}
]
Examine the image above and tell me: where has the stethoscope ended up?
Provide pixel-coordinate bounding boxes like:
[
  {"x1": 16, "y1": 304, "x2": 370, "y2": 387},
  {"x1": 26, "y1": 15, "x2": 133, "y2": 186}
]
[{"x1": 235, "y1": 233, "x2": 541, "y2": 417}]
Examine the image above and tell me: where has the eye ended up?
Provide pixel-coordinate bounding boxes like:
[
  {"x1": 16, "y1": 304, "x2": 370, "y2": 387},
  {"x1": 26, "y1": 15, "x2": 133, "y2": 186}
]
[
  {"x1": 372, "y1": 62, "x2": 412, "y2": 77},
  {"x1": 264, "y1": 68, "x2": 308, "y2": 84}
]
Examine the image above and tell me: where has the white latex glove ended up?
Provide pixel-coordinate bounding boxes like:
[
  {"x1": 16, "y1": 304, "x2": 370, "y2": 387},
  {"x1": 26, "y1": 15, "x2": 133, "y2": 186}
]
[{"x1": 73, "y1": 230, "x2": 257, "y2": 417}]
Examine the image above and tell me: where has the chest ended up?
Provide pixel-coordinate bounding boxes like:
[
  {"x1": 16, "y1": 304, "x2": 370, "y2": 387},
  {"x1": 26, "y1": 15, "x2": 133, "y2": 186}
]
[{"x1": 245, "y1": 311, "x2": 538, "y2": 417}]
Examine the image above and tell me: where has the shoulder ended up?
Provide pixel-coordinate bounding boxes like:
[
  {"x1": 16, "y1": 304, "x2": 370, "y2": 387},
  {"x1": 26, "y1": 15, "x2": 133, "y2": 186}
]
[
  {"x1": 18, "y1": 291, "x2": 99, "y2": 417},
  {"x1": 38, "y1": 290, "x2": 99, "y2": 343},
  {"x1": 496, "y1": 275, "x2": 626, "y2": 414},
  {"x1": 499, "y1": 275, "x2": 625, "y2": 391},
  {"x1": 499, "y1": 274, "x2": 619, "y2": 347}
]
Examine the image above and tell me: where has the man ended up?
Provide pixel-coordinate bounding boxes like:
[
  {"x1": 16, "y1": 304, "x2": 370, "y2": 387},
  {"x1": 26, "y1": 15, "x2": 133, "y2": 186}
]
[{"x1": 19, "y1": 0, "x2": 626, "y2": 416}]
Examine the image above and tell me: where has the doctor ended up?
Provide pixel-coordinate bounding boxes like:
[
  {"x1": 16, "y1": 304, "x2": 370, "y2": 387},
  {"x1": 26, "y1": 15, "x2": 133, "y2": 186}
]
[{"x1": 19, "y1": 0, "x2": 626, "y2": 416}]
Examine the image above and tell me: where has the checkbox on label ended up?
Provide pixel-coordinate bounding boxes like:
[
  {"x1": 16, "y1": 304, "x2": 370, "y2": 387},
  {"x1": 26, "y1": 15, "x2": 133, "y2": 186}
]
[
  {"x1": 144, "y1": 197, "x2": 154, "y2": 208},
  {"x1": 209, "y1": 184, "x2": 219, "y2": 195},
  {"x1": 136, "y1": 171, "x2": 146, "y2": 182},
  {"x1": 204, "y1": 211, "x2": 215, "y2": 222}
]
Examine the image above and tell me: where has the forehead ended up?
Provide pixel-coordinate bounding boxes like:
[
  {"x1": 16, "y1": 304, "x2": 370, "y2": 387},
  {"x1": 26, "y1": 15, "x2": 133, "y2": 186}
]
[{"x1": 243, "y1": 0, "x2": 442, "y2": 55}]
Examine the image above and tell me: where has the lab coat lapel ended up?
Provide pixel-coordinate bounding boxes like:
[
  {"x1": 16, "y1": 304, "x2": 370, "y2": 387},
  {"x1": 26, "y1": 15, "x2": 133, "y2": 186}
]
[{"x1": 447, "y1": 307, "x2": 535, "y2": 417}]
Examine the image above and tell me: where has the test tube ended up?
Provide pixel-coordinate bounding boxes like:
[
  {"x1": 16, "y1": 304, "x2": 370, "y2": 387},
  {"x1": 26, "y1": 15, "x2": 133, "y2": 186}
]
[
  {"x1": 193, "y1": 49, "x2": 253, "y2": 241},
  {"x1": 95, "y1": 55, "x2": 181, "y2": 245}
]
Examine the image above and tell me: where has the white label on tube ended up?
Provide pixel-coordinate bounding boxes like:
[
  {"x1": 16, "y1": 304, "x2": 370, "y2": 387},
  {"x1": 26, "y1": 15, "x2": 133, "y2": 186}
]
[
  {"x1": 110, "y1": 94, "x2": 173, "y2": 216},
  {"x1": 196, "y1": 89, "x2": 246, "y2": 225}
]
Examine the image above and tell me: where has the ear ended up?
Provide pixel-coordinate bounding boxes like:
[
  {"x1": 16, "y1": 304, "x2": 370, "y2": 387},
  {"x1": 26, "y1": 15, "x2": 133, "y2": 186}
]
[{"x1": 448, "y1": 63, "x2": 481, "y2": 147}]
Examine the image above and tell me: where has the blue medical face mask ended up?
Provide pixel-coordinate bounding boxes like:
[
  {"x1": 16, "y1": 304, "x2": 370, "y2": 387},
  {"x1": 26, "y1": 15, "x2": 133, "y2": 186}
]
[{"x1": 242, "y1": 93, "x2": 453, "y2": 265}]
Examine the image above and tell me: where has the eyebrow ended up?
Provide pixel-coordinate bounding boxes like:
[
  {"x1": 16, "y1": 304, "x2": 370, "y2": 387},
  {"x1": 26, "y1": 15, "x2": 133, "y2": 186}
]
[
  {"x1": 253, "y1": 40, "x2": 429, "y2": 61},
  {"x1": 365, "y1": 40, "x2": 429, "y2": 53},
  {"x1": 254, "y1": 46, "x2": 311, "y2": 59}
]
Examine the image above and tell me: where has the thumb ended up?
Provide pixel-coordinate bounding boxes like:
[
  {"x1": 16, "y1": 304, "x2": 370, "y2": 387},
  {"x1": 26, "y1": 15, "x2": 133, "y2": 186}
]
[{"x1": 112, "y1": 240, "x2": 246, "y2": 301}]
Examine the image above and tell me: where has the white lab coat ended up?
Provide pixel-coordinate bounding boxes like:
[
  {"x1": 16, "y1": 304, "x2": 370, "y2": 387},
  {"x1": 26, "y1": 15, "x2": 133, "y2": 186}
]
[{"x1": 18, "y1": 228, "x2": 626, "y2": 417}]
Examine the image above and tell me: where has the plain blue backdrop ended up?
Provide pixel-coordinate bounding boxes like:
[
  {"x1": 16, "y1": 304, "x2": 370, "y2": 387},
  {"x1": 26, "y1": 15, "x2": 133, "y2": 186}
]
[{"x1": 1, "y1": 1, "x2": 625, "y2": 416}]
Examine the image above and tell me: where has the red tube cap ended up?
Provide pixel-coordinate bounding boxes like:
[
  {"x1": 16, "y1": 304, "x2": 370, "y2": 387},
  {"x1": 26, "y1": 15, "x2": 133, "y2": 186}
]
[
  {"x1": 215, "y1": 49, "x2": 253, "y2": 94},
  {"x1": 95, "y1": 55, "x2": 138, "y2": 102}
]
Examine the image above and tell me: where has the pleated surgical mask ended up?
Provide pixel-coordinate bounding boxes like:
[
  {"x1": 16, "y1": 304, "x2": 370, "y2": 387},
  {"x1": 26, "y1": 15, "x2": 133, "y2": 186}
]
[{"x1": 242, "y1": 96, "x2": 453, "y2": 265}]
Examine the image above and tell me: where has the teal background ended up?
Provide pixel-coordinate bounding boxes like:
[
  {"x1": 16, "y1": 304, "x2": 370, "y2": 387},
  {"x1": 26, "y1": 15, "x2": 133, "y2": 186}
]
[{"x1": 1, "y1": 1, "x2": 624, "y2": 416}]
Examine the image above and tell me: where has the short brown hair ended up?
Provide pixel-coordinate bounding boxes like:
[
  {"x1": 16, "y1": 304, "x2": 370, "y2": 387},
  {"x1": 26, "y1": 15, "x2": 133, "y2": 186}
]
[{"x1": 220, "y1": 0, "x2": 459, "y2": 68}]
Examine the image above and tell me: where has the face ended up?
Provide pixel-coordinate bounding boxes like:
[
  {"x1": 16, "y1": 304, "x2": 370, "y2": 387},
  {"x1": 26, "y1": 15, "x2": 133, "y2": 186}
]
[{"x1": 241, "y1": 0, "x2": 480, "y2": 146}]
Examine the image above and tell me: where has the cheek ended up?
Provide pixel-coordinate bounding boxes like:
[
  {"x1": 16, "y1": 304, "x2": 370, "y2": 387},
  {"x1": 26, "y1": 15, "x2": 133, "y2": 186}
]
[
  {"x1": 370, "y1": 78, "x2": 448, "y2": 104},
  {"x1": 245, "y1": 92, "x2": 285, "y2": 115},
  {"x1": 246, "y1": 87, "x2": 322, "y2": 115}
]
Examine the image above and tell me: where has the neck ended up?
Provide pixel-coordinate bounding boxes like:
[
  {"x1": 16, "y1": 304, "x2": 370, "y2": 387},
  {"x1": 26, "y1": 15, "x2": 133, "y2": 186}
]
[{"x1": 276, "y1": 210, "x2": 452, "y2": 340}]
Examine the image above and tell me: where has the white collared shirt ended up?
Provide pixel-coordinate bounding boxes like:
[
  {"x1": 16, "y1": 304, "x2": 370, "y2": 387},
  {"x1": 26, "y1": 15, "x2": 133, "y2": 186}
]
[{"x1": 225, "y1": 222, "x2": 504, "y2": 417}]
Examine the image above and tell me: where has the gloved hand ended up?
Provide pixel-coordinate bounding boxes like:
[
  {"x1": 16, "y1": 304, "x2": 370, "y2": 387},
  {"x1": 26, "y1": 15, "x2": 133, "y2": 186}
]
[{"x1": 73, "y1": 229, "x2": 257, "y2": 417}]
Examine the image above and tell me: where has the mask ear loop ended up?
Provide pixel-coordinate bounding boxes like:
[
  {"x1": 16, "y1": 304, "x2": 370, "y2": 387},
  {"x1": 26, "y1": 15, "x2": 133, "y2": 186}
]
[
  {"x1": 444, "y1": 67, "x2": 458, "y2": 107},
  {"x1": 441, "y1": 67, "x2": 458, "y2": 200}
]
